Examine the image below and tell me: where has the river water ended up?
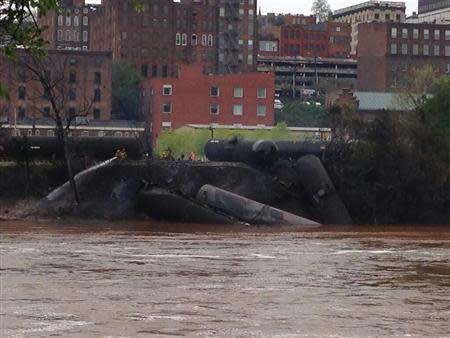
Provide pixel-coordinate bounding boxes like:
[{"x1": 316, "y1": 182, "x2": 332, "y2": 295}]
[{"x1": 1, "y1": 220, "x2": 449, "y2": 337}]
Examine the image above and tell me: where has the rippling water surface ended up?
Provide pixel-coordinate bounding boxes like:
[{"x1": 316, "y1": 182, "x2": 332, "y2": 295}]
[{"x1": 1, "y1": 221, "x2": 449, "y2": 337}]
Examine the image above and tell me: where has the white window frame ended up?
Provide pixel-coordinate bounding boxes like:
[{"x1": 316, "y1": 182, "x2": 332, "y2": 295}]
[
  {"x1": 257, "y1": 105, "x2": 267, "y2": 116},
  {"x1": 234, "y1": 87, "x2": 243, "y2": 98},
  {"x1": 163, "y1": 85, "x2": 172, "y2": 96},
  {"x1": 257, "y1": 87, "x2": 266, "y2": 99},
  {"x1": 233, "y1": 104, "x2": 243, "y2": 116}
]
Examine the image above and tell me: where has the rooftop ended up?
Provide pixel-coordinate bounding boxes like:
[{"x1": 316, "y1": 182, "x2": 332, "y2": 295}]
[{"x1": 334, "y1": 1, "x2": 406, "y2": 17}]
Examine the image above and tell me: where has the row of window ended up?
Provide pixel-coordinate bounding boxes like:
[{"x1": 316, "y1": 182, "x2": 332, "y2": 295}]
[
  {"x1": 162, "y1": 85, "x2": 267, "y2": 99},
  {"x1": 391, "y1": 27, "x2": 450, "y2": 40},
  {"x1": 17, "y1": 87, "x2": 102, "y2": 102},
  {"x1": 15, "y1": 128, "x2": 137, "y2": 138},
  {"x1": 57, "y1": 15, "x2": 88, "y2": 27},
  {"x1": 161, "y1": 103, "x2": 267, "y2": 116},
  {"x1": 390, "y1": 43, "x2": 450, "y2": 56},
  {"x1": 57, "y1": 30, "x2": 88, "y2": 42},
  {"x1": 13, "y1": 107, "x2": 101, "y2": 120},
  {"x1": 175, "y1": 33, "x2": 214, "y2": 47}
]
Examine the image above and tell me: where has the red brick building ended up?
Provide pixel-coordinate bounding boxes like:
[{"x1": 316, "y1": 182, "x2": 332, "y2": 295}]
[
  {"x1": 148, "y1": 65, "x2": 275, "y2": 142},
  {"x1": 0, "y1": 50, "x2": 112, "y2": 123},
  {"x1": 38, "y1": 0, "x2": 98, "y2": 51},
  {"x1": 279, "y1": 22, "x2": 351, "y2": 58},
  {"x1": 40, "y1": 0, "x2": 258, "y2": 77},
  {"x1": 357, "y1": 22, "x2": 450, "y2": 92}
]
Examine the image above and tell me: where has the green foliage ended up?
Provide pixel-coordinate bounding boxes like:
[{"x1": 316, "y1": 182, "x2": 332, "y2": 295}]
[
  {"x1": 111, "y1": 61, "x2": 142, "y2": 120},
  {"x1": 155, "y1": 124, "x2": 308, "y2": 158},
  {"x1": 421, "y1": 77, "x2": 450, "y2": 138},
  {"x1": 276, "y1": 101, "x2": 327, "y2": 127},
  {"x1": 326, "y1": 98, "x2": 450, "y2": 224}
]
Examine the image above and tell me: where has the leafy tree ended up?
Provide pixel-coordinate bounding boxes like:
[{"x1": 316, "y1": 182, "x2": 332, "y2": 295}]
[
  {"x1": 111, "y1": 61, "x2": 142, "y2": 120},
  {"x1": 276, "y1": 101, "x2": 327, "y2": 127},
  {"x1": 0, "y1": 0, "x2": 59, "y2": 97},
  {"x1": 311, "y1": 0, "x2": 331, "y2": 23},
  {"x1": 420, "y1": 76, "x2": 450, "y2": 138}
]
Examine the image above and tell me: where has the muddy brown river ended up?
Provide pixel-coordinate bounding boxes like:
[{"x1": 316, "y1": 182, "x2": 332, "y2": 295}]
[{"x1": 1, "y1": 220, "x2": 449, "y2": 337}]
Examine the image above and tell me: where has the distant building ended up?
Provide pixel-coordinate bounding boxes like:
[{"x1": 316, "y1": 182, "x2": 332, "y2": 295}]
[
  {"x1": 333, "y1": 1, "x2": 406, "y2": 56},
  {"x1": 357, "y1": 21, "x2": 450, "y2": 92},
  {"x1": 407, "y1": 0, "x2": 450, "y2": 23},
  {"x1": 40, "y1": 0, "x2": 258, "y2": 76},
  {"x1": 38, "y1": 0, "x2": 98, "y2": 51},
  {"x1": 0, "y1": 49, "x2": 112, "y2": 124},
  {"x1": 257, "y1": 56, "x2": 357, "y2": 96},
  {"x1": 147, "y1": 65, "x2": 275, "y2": 142},
  {"x1": 279, "y1": 22, "x2": 351, "y2": 59}
]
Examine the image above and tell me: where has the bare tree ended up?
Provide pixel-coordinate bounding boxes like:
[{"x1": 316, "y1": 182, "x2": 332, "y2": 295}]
[
  {"x1": 20, "y1": 52, "x2": 95, "y2": 203},
  {"x1": 311, "y1": 0, "x2": 331, "y2": 23}
]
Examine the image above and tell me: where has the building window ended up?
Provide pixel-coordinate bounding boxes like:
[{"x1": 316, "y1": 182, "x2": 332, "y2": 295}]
[
  {"x1": 57, "y1": 29, "x2": 63, "y2": 41},
  {"x1": 66, "y1": 15, "x2": 71, "y2": 26},
  {"x1": 257, "y1": 88, "x2": 266, "y2": 99},
  {"x1": 181, "y1": 33, "x2": 187, "y2": 46},
  {"x1": 98, "y1": 130, "x2": 105, "y2": 137},
  {"x1": 201, "y1": 34, "x2": 207, "y2": 46},
  {"x1": 424, "y1": 29, "x2": 429, "y2": 40},
  {"x1": 401, "y1": 43, "x2": 408, "y2": 55},
  {"x1": 434, "y1": 45, "x2": 440, "y2": 56},
  {"x1": 210, "y1": 103, "x2": 220, "y2": 115},
  {"x1": 434, "y1": 30, "x2": 440, "y2": 40},
  {"x1": 391, "y1": 27, "x2": 397, "y2": 39},
  {"x1": 402, "y1": 28, "x2": 408, "y2": 39},
  {"x1": 163, "y1": 102, "x2": 172, "y2": 113},
  {"x1": 191, "y1": 34, "x2": 197, "y2": 46},
  {"x1": 257, "y1": 105, "x2": 267, "y2": 116},
  {"x1": 413, "y1": 44, "x2": 419, "y2": 55},
  {"x1": 162, "y1": 122, "x2": 172, "y2": 131},
  {"x1": 175, "y1": 33, "x2": 181, "y2": 45},
  {"x1": 43, "y1": 107, "x2": 50, "y2": 117},
  {"x1": 18, "y1": 86, "x2": 26, "y2": 100},
  {"x1": 82, "y1": 30, "x2": 88, "y2": 42},
  {"x1": 141, "y1": 64, "x2": 148, "y2": 77},
  {"x1": 446, "y1": 30, "x2": 450, "y2": 41},
  {"x1": 445, "y1": 46, "x2": 450, "y2": 57},
  {"x1": 58, "y1": 15, "x2": 63, "y2": 26},
  {"x1": 152, "y1": 64, "x2": 157, "y2": 77},
  {"x1": 163, "y1": 85, "x2": 172, "y2": 95},
  {"x1": 413, "y1": 29, "x2": 419, "y2": 39},
  {"x1": 74, "y1": 31, "x2": 80, "y2": 41},
  {"x1": 94, "y1": 72, "x2": 101, "y2": 84},
  {"x1": 65, "y1": 30, "x2": 71, "y2": 41},
  {"x1": 74, "y1": 16, "x2": 79, "y2": 26},
  {"x1": 162, "y1": 65, "x2": 168, "y2": 78},
  {"x1": 69, "y1": 88, "x2": 76, "y2": 101},
  {"x1": 390, "y1": 43, "x2": 397, "y2": 54},
  {"x1": 234, "y1": 87, "x2": 243, "y2": 98},
  {"x1": 94, "y1": 89, "x2": 101, "y2": 102},
  {"x1": 208, "y1": 34, "x2": 213, "y2": 46},
  {"x1": 93, "y1": 109, "x2": 100, "y2": 120},
  {"x1": 423, "y1": 44, "x2": 429, "y2": 55},
  {"x1": 83, "y1": 16, "x2": 88, "y2": 26},
  {"x1": 210, "y1": 86, "x2": 219, "y2": 97},
  {"x1": 233, "y1": 104, "x2": 243, "y2": 116}
]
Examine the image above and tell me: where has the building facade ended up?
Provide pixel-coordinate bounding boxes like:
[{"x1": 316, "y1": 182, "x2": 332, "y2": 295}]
[
  {"x1": 0, "y1": 50, "x2": 112, "y2": 123},
  {"x1": 279, "y1": 22, "x2": 351, "y2": 58},
  {"x1": 357, "y1": 21, "x2": 450, "y2": 91},
  {"x1": 408, "y1": 0, "x2": 450, "y2": 24},
  {"x1": 40, "y1": 0, "x2": 258, "y2": 76},
  {"x1": 148, "y1": 65, "x2": 275, "y2": 142},
  {"x1": 333, "y1": 1, "x2": 406, "y2": 56},
  {"x1": 38, "y1": 0, "x2": 98, "y2": 51}
]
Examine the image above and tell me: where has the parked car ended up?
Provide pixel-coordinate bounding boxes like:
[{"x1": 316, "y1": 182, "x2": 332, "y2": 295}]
[{"x1": 274, "y1": 99, "x2": 284, "y2": 109}]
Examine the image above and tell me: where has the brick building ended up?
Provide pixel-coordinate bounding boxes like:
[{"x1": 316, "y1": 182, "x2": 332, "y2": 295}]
[
  {"x1": 38, "y1": 0, "x2": 98, "y2": 51},
  {"x1": 333, "y1": 1, "x2": 406, "y2": 56},
  {"x1": 0, "y1": 50, "x2": 112, "y2": 123},
  {"x1": 40, "y1": 0, "x2": 258, "y2": 77},
  {"x1": 148, "y1": 64, "x2": 275, "y2": 142},
  {"x1": 357, "y1": 21, "x2": 450, "y2": 91},
  {"x1": 279, "y1": 22, "x2": 351, "y2": 58}
]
